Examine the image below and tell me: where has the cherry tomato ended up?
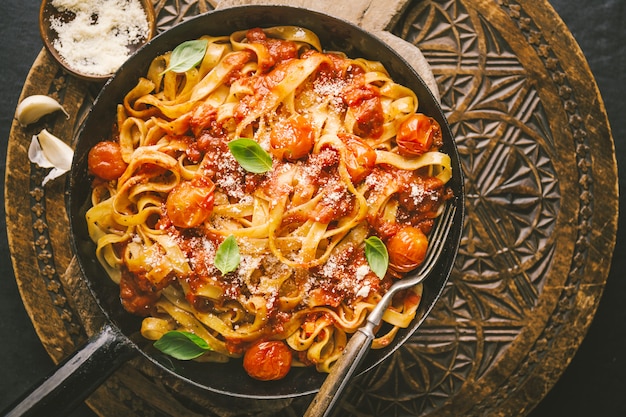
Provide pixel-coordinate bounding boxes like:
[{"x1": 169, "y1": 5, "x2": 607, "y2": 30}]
[
  {"x1": 165, "y1": 178, "x2": 215, "y2": 228},
  {"x1": 243, "y1": 340, "x2": 293, "y2": 381},
  {"x1": 270, "y1": 114, "x2": 315, "y2": 161},
  {"x1": 88, "y1": 141, "x2": 128, "y2": 181},
  {"x1": 339, "y1": 133, "x2": 376, "y2": 182},
  {"x1": 396, "y1": 114, "x2": 442, "y2": 156},
  {"x1": 387, "y1": 225, "x2": 428, "y2": 273}
]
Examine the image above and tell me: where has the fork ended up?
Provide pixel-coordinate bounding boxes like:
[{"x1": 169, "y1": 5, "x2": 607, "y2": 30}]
[{"x1": 303, "y1": 202, "x2": 458, "y2": 417}]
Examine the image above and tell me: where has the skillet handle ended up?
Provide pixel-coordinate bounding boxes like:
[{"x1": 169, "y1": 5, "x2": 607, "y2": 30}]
[{"x1": 1, "y1": 323, "x2": 136, "y2": 417}]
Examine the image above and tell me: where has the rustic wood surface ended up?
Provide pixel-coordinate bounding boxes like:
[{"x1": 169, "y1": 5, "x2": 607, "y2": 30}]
[{"x1": 3, "y1": 0, "x2": 618, "y2": 416}]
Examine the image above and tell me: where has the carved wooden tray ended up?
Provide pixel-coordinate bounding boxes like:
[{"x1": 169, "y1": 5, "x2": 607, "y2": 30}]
[{"x1": 5, "y1": 0, "x2": 618, "y2": 416}]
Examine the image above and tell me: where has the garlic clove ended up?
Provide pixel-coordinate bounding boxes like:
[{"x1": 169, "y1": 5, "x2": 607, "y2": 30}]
[
  {"x1": 28, "y1": 129, "x2": 74, "y2": 185},
  {"x1": 28, "y1": 135, "x2": 55, "y2": 169},
  {"x1": 15, "y1": 95, "x2": 70, "y2": 127},
  {"x1": 36, "y1": 129, "x2": 73, "y2": 170},
  {"x1": 42, "y1": 167, "x2": 68, "y2": 186}
]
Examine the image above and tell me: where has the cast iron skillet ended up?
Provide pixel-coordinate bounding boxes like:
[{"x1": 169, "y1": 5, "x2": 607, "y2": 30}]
[{"x1": 3, "y1": 5, "x2": 464, "y2": 416}]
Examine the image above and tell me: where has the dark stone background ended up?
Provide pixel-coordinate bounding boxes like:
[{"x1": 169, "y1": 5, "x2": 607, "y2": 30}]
[{"x1": 1, "y1": 1, "x2": 624, "y2": 416}]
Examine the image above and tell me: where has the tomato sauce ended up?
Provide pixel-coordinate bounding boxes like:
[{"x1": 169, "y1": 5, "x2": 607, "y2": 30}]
[{"x1": 119, "y1": 269, "x2": 165, "y2": 316}]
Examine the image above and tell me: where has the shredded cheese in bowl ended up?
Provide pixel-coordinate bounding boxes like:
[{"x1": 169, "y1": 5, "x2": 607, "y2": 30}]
[{"x1": 48, "y1": 0, "x2": 151, "y2": 77}]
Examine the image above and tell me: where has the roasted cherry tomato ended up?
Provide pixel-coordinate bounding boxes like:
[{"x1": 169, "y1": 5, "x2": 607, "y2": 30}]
[
  {"x1": 387, "y1": 225, "x2": 429, "y2": 273},
  {"x1": 339, "y1": 133, "x2": 376, "y2": 182},
  {"x1": 88, "y1": 141, "x2": 128, "y2": 181},
  {"x1": 396, "y1": 113, "x2": 442, "y2": 156},
  {"x1": 165, "y1": 178, "x2": 215, "y2": 228},
  {"x1": 243, "y1": 340, "x2": 293, "y2": 381},
  {"x1": 270, "y1": 114, "x2": 315, "y2": 161}
]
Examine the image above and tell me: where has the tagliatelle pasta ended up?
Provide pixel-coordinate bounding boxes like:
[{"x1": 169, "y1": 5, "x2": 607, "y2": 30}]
[{"x1": 85, "y1": 26, "x2": 453, "y2": 380}]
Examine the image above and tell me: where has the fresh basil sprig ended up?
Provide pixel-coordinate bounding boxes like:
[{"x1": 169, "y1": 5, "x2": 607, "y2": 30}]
[
  {"x1": 364, "y1": 236, "x2": 389, "y2": 279},
  {"x1": 227, "y1": 138, "x2": 273, "y2": 173},
  {"x1": 153, "y1": 331, "x2": 211, "y2": 360},
  {"x1": 214, "y1": 234, "x2": 240, "y2": 275},
  {"x1": 161, "y1": 39, "x2": 208, "y2": 75}
]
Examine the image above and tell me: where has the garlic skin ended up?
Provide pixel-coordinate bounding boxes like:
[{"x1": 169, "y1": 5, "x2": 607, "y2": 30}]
[
  {"x1": 28, "y1": 129, "x2": 74, "y2": 185},
  {"x1": 15, "y1": 95, "x2": 69, "y2": 126}
]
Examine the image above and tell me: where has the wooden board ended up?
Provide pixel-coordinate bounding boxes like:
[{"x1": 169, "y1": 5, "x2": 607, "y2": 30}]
[{"x1": 5, "y1": 0, "x2": 618, "y2": 416}]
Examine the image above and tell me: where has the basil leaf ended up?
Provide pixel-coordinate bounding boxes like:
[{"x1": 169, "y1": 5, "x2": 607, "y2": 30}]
[
  {"x1": 154, "y1": 331, "x2": 210, "y2": 360},
  {"x1": 161, "y1": 39, "x2": 208, "y2": 75},
  {"x1": 364, "y1": 236, "x2": 389, "y2": 279},
  {"x1": 227, "y1": 138, "x2": 273, "y2": 173},
  {"x1": 214, "y1": 234, "x2": 240, "y2": 275}
]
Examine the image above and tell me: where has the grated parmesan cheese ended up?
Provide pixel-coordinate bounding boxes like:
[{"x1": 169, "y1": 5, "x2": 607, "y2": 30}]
[
  {"x1": 355, "y1": 264, "x2": 370, "y2": 282},
  {"x1": 49, "y1": 0, "x2": 150, "y2": 76},
  {"x1": 355, "y1": 284, "x2": 371, "y2": 299}
]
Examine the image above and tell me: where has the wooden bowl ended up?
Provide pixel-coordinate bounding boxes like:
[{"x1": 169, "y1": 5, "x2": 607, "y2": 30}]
[{"x1": 39, "y1": 0, "x2": 156, "y2": 82}]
